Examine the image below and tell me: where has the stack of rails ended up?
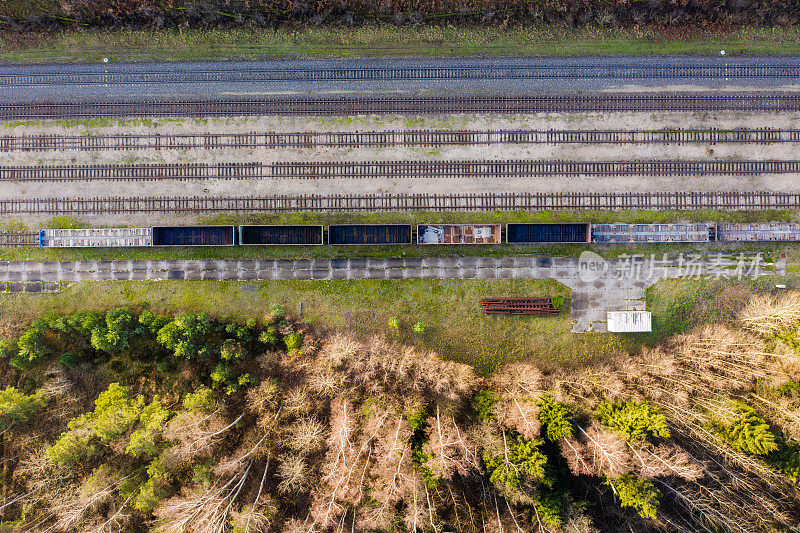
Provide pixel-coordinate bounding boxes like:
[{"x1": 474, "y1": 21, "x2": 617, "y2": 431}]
[
  {"x1": 591, "y1": 223, "x2": 712, "y2": 243},
  {"x1": 480, "y1": 297, "x2": 560, "y2": 316}
]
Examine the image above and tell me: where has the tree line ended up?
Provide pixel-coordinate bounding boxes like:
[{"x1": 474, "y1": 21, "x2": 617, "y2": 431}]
[
  {"x1": 1, "y1": 0, "x2": 799, "y2": 30},
  {"x1": 0, "y1": 296, "x2": 798, "y2": 531}
]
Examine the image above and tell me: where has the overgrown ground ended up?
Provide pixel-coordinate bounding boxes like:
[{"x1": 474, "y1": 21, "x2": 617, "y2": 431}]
[
  {"x1": 0, "y1": 278, "x2": 591, "y2": 374},
  {"x1": 1, "y1": 25, "x2": 799, "y2": 64},
  {"x1": 0, "y1": 274, "x2": 790, "y2": 374}
]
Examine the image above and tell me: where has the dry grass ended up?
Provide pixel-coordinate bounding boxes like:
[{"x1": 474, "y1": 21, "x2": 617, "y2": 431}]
[{"x1": 740, "y1": 292, "x2": 800, "y2": 336}]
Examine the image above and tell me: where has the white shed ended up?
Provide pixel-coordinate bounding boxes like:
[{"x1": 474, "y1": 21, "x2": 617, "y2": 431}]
[{"x1": 607, "y1": 311, "x2": 652, "y2": 333}]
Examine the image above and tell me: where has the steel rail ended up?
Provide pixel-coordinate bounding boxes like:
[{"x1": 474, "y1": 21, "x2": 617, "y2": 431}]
[
  {"x1": 2, "y1": 160, "x2": 798, "y2": 182},
  {"x1": 0, "y1": 231, "x2": 38, "y2": 246},
  {"x1": 2, "y1": 65, "x2": 799, "y2": 86},
  {"x1": 1, "y1": 193, "x2": 798, "y2": 215},
  {"x1": 3, "y1": 93, "x2": 800, "y2": 118},
  {"x1": 3, "y1": 127, "x2": 799, "y2": 152}
]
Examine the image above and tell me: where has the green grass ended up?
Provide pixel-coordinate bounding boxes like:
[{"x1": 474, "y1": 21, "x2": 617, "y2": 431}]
[
  {"x1": 1, "y1": 25, "x2": 799, "y2": 64},
  {"x1": 0, "y1": 278, "x2": 621, "y2": 374},
  {"x1": 644, "y1": 273, "x2": 796, "y2": 342}
]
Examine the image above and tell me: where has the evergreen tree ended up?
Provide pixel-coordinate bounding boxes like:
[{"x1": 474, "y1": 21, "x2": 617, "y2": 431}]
[
  {"x1": 473, "y1": 389, "x2": 498, "y2": 423},
  {"x1": 596, "y1": 399, "x2": 669, "y2": 442},
  {"x1": 484, "y1": 433, "x2": 547, "y2": 491},
  {"x1": 717, "y1": 403, "x2": 777, "y2": 455},
  {"x1": 536, "y1": 393, "x2": 573, "y2": 441},
  {"x1": 607, "y1": 473, "x2": 661, "y2": 519}
]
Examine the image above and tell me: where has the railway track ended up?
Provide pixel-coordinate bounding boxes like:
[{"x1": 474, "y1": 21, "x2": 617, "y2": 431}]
[
  {"x1": 3, "y1": 160, "x2": 799, "y2": 182},
  {"x1": 3, "y1": 128, "x2": 799, "y2": 152},
  {"x1": 3, "y1": 93, "x2": 800, "y2": 119},
  {"x1": 0, "y1": 231, "x2": 38, "y2": 246},
  {"x1": 2, "y1": 192, "x2": 798, "y2": 215},
  {"x1": 3, "y1": 65, "x2": 799, "y2": 86}
]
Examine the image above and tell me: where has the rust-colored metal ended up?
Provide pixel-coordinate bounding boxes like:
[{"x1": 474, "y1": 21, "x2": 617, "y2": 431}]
[{"x1": 480, "y1": 297, "x2": 559, "y2": 316}]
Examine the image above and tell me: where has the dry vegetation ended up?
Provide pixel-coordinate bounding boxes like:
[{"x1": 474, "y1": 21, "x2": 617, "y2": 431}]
[{"x1": 0, "y1": 291, "x2": 799, "y2": 531}]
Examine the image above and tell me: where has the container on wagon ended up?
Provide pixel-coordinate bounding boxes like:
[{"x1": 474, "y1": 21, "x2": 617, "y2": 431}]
[
  {"x1": 417, "y1": 224, "x2": 501, "y2": 245},
  {"x1": 716, "y1": 223, "x2": 800, "y2": 242},
  {"x1": 506, "y1": 223, "x2": 591, "y2": 244},
  {"x1": 607, "y1": 311, "x2": 652, "y2": 333},
  {"x1": 239, "y1": 225, "x2": 324, "y2": 246},
  {"x1": 592, "y1": 223, "x2": 712, "y2": 243},
  {"x1": 328, "y1": 224, "x2": 412, "y2": 245},
  {"x1": 38, "y1": 228, "x2": 153, "y2": 247},
  {"x1": 151, "y1": 226, "x2": 235, "y2": 246}
]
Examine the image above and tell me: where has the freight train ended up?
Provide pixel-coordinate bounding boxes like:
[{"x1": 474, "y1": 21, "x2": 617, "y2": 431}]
[{"x1": 37, "y1": 222, "x2": 800, "y2": 248}]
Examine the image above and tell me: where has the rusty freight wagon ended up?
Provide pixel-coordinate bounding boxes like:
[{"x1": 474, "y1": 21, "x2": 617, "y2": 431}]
[
  {"x1": 328, "y1": 224, "x2": 412, "y2": 245},
  {"x1": 417, "y1": 224, "x2": 502, "y2": 244}
]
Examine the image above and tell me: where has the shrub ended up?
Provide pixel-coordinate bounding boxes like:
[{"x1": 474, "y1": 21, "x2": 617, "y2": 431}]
[
  {"x1": 0, "y1": 386, "x2": 45, "y2": 430},
  {"x1": 47, "y1": 431, "x2": 98, "y2": 465},
  {"x1": 484, "y1": 434, "x2": 547, "y2": 491},
  {"x1": 551, "y1": 295, "x2": 565, "y2": 309},
  {"x1": 132, "y1": 457, "x2": 172, "y2": 513},
  {"x1": 472, "y1": 390, "x2": 498, "y2": 423},
  {"x1": 534, "y1": 490, "x2": 564, "y2": 528},
  {"x1": 716, "y1": 403, "x2": 777, "y2": 455},
  {"x1": 284, "y1": 332, "x2": 304, "y2": 352},
  {"x1": 537, "y1": 393, "x2": 573, "y2": 441},
  {"x1": 412, "y1": 322, "x2": 425, "y2": 334},
  {"x1": 182, "y1": 386, "x2": 216, "y2": 413},
  {"x1": 596, "y1": 400, "x2": 669, "y2": 442},
  {"x1": 607, "y1": 474, "x2": 661, "y2": 520},
  {"x1": 126, "y1": 397, "x2": 171, "y2": 457},
  {"x1": 388, "y1": 316, "x2": 400, "y2": 330}
]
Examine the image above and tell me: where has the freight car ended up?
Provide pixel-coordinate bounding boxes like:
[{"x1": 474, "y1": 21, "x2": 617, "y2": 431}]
[{"x1": 35, "y1": 222, "x2": 800, "y2": 248}]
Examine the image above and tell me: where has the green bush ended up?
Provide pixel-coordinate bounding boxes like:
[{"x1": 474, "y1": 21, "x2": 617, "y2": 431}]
[
  {"x1": 716, "y1": 403, "x2": 777, "y2": 456},
  {"x1": 0, "y1": 386, "x2": 45, "y2": 430},
  {"x1": 534, "y1": 490, "x2": 564, "y2": 528},
  {"x1": 182, "y1": 386, "x2": 217, "y2": 413},
  {"x1": 388, "y1": 316, "x2": 400, "y2": 330},
  {"x1": 537, "y1": 394, "x2": 573, "y2": 441},
  {"x1": 284, "y1": 332, "x2": 304, "y2": 352},
  {"x1": 126, "y1": 397, "x2": 171, "y2": 458},
  {"x1": 596, "y1": 400, "x2": 669, "y2": 442},
  {"x1": 132, "y1": 457, "x2": 172, "y2": 514},
  {"x1": 551, "y1": 295, "x2": 565, "y2": 309},
  {"x1": 607, "y1": 474, "x2": 661, "y2": 520},
  {"x1": 412, "y1": 322, "x2": 425, "y2": 334},
  {"x1": 472, "y1": 390, "x2": 498, "y2": 423},
  {"x1": 484, "y1": 434, "x2": 547, "y2": 491}
]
